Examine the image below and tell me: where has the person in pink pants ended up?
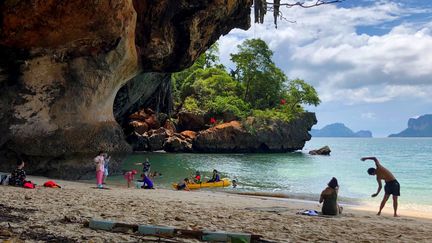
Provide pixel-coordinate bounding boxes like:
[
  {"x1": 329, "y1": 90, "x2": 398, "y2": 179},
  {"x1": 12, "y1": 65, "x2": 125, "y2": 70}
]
[{"x1": 94, "y1": 151, "x2": 105, "y2": 189}]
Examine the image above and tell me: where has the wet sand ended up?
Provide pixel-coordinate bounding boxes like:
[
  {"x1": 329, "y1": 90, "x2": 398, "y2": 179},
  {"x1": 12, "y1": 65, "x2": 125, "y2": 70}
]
[{"x1": 1, "y1": 175, "x2": 432, "y2": 242}]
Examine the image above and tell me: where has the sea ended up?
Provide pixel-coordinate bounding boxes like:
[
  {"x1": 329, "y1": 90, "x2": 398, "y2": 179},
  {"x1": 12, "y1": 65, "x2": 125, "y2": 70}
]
[{"x1": 110, "y1": 138, "x2": 432, "y2": 212}]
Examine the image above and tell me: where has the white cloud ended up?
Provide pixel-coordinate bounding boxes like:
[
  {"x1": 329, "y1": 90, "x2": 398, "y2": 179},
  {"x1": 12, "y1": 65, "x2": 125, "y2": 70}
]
[
  {"x1": 218, "y1": 1, "x2": 432, "y2": 105},
  {"x1": 361, "y1": 112, "x2": 376, "y2": 119}
]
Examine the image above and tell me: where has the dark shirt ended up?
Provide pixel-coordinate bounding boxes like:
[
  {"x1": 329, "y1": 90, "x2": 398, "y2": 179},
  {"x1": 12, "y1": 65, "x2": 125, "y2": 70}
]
[
  {"x1": 141, "y1": 161, "x2": 151, "y2": 172},
  {"x1": 208, "y1": 173, "x2": 220, "y2": 182},
  {"x1": 9, "y1": 168, "x2": 26, "y2": 187}
]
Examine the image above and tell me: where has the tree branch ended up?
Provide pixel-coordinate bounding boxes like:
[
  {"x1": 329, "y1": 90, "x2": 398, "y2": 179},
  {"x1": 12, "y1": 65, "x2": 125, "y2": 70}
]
[
  {"x1": 254, "y1": 0, "x2": 344, "y2": 27},
  {"x1": 268, "y1": 0, "x2": 344, "y2": 8}
]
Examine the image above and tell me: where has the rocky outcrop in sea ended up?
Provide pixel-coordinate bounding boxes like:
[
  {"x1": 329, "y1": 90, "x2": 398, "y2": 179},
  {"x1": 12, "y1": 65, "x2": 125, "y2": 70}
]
[{"x1": 124, "y1": 111, "x2": 317, "y2": 153}]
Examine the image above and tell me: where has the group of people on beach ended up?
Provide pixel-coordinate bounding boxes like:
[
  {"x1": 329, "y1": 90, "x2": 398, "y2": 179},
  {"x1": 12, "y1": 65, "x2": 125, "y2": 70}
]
[
  {"x1": 319, "y1": 156, "x2": 400, "y2": 217},
  {"x1": 93, "y1": 152, "x2": 400, "y2": 217},
  {"x1": 3, "y1": 153, "x2": 400, "y2": 218}
]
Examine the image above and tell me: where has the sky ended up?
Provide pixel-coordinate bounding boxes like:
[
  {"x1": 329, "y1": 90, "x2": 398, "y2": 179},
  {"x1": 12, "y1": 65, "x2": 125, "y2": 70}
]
[{"x1": 218, "y1": 0, "x2": 432, "y2": 137}]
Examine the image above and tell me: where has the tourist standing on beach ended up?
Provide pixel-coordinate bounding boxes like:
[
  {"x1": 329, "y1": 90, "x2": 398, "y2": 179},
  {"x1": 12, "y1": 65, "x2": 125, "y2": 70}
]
[
  {"x1": 103, "y1": 153, "x2": 111, "y2": 184},
  {"x1": 361, "y1": 157, "x2": 400, "y2": 217},
  {"x1": 94, "y1": 152, "x2": 105, "y2": 189},
  {"x1": 135, "y1": 158, "x2": 151, "y2": 177}
]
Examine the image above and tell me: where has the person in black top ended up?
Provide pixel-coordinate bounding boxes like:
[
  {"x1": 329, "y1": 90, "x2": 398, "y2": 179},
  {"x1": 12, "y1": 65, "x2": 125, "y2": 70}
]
[
  {"x1": 9, "y1": 160, "x2": 27, "y2": 187},
  {"x1": 207, "y1": 169, "x2": 220, "y2": 183}
]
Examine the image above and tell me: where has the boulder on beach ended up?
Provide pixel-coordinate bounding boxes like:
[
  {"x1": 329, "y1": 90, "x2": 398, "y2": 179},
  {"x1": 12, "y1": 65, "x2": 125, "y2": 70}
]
[{"x1": 309, "y1": 146, "x2": 331, "y2": 155}]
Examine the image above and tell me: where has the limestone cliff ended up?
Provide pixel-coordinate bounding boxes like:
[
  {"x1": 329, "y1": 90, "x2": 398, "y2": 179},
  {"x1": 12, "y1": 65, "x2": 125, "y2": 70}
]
[
  {"x1": 389, "y1": 114, "x2": 432, "y2": 137},
  {"x1": 0, "y1": 0, "x2": 252, "y2": 176},
  {"x1": 193, "y1": 113, "x2": 317, "y2": 152}
]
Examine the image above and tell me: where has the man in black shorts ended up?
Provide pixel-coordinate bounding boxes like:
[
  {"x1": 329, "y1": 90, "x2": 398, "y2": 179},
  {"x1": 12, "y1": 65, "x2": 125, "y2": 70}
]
[{"x1": 362, "y1": 157, "x2": 400, "y2": 217}]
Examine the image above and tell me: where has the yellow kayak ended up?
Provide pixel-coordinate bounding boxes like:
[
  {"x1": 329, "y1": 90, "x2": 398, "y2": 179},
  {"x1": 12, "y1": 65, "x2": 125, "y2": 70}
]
[{"x1": 172, "y1": 178, "x2": 231, "y2": 190}]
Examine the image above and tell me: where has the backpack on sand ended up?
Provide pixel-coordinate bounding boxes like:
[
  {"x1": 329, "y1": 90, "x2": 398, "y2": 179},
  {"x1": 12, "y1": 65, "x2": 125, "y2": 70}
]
[{"x1": 0, "y1": 175, "x2": 10, "y2": 185}]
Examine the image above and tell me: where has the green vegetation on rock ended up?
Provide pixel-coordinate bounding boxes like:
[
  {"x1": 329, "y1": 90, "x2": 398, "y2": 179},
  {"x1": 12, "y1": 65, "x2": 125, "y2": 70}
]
[{"x1": 172, "y1": 39, "x2": 320, "y2": 122}]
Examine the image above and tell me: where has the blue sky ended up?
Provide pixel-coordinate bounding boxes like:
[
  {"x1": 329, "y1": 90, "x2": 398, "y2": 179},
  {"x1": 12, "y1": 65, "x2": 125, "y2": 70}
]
[{"x1": 218, "y1": 0, "x2": 432, "y2": 137}]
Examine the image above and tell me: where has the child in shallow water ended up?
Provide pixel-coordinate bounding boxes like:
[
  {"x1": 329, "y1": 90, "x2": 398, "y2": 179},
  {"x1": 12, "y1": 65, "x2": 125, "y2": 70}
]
[{"x1": 124, "y1": 170, "x2": 137, "y2": 188}]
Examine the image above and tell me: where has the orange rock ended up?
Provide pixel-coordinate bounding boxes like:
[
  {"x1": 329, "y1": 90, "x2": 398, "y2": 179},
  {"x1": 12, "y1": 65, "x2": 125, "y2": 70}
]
[
  {"x1": 180, "y1": 130, "x2": 197, "y2": 139},
  {"x1": 145, "y1": 115, "x2": 160, "y2": 130},
  {"x1": 212, "y1": 121, "x2": 242, "y2": 130},
  {"x1": 129, "y1": 121, "x2": 149, "y2": 135},
  {"x1": 129, "y1": 110, "x2": 149, "y2": 121},
  {"x1": 163, "y1": 120, "x2": 177, "y2": 133}
]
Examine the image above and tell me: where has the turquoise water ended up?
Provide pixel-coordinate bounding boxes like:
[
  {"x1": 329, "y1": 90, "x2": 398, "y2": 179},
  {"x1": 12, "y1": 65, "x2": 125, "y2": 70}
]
[{"x1": 111, "y1": 138, "x2": 432, "y2": 211}]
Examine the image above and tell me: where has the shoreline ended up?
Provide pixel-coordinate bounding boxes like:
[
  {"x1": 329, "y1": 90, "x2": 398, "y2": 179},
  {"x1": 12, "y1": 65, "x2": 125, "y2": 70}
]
[
  {"x1": 5, "y1": 173, "x2": 432, "y2": 219},
  {"x1": 1, "y1": 175, "x2": 432, "y2": 242},
  {"x1": 88, "y1": 175, "x2": 432, "y2": 220}
]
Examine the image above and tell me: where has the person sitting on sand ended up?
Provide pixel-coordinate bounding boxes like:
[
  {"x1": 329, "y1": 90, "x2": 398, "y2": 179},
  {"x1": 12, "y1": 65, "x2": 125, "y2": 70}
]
[
  {"x1": 319, "y1": 177, "x2": 343, "y2": 215},
  {"x1": 142, "y1": 175, "x2": 154, "y2": 189},
  {"x1": 194, "y1": 171, "x2": 201, "y2": 183},
  {"x1": 124, "y1": 170, "x2": 137, "y2": 188},
  {"x1": 176, "y1": 178, "x2": 190, "y2": 191},
  {"x1": 361, "y1": 156, "x2": 400, "y2": 217},
  {"x1": 207, "y1": 169, "x2": 220, "y2": 183},
  {"x1": 9, "y1": 160, "x2": 27, "y2": 187}
]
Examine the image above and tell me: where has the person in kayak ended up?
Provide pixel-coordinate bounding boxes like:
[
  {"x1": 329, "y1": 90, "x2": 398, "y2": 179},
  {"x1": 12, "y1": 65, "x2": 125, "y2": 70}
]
[
  {"x1": 176, "y1": 178, "x2": 190, "y2": 191},
  {"x1": 194, "y1": 171, "x2": 201, "y2": 183},
  {"x1": 319, "y1": 177, "x2": 342, "y2": 215},
  {"x1": 362, "y1": 156, "x2": 400, "y2": 217},
  {"x1": 207, "y1": 169, "x2": 220, "y2": 182}
]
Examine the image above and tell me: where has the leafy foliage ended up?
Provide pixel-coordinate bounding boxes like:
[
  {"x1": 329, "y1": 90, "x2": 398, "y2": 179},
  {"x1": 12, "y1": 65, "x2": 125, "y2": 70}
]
[
  {"x1": 172, "y1": 38, "x2": 320, "y2": 123},
  {"x1": 230, "y1": 39, "x2": 286, "y2": 109}
]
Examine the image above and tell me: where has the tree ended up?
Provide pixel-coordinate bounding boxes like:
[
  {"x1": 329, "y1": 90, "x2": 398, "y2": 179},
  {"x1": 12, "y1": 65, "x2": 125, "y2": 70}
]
[
  {"x1": 230, "y1": 38, "x2": 286, "y2": 109},
  {"x1": 172, "y1": 43, "x2": 222, "y2": 110},
  {"x1": 284, "y1": 78, "x2": 320, "y2": 112}
]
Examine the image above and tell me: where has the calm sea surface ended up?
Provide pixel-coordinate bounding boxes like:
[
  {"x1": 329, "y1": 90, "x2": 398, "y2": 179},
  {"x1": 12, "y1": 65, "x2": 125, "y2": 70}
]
[{"x1": 110, "y1": 138, "x2": 432, "y2": 211}]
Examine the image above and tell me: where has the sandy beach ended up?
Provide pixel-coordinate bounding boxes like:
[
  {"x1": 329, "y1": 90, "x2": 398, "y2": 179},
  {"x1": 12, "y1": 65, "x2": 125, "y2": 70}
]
[{"x1": 1, "y1": 176, "x2": 432, "y2": 242}]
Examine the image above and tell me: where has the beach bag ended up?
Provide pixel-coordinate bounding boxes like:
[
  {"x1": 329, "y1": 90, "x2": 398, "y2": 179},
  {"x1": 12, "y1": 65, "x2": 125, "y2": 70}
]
[
  {"x1": 0, "y1": 175, "x2": 10, "y2": 185},
  {"x1": 298, "y1": 210, "x2": 319, "y2": 216},
  {"x1": 43, "y1": 180, "x2": 61, "y2": 188},
  {"x1": 23, "y1": 181, "x2": 36, "y2": 189}
]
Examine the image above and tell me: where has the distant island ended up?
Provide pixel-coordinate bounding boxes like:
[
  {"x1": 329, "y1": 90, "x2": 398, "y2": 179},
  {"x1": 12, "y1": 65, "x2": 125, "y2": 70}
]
[
  {"x1": 389, "y1": 114, "x2": 432, "y2": 137},
  {"x1": 311, "y1": 123, "x2": 372, "y2": 137}
]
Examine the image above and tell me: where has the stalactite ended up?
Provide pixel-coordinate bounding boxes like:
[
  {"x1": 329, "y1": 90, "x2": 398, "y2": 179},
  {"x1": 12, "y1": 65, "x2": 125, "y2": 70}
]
[
  {"x1": 254, "y1": 0, "x2": 268, "y2": 24},
  {"x1": 254, "y1": 0, "x2": 261, "y2": 23},
  {"x1": 273, "y1": 0, "x2": 280, "y2": 28},
  {"x1": 259, "y1": 0, "x2": 267, "y2": 23}
]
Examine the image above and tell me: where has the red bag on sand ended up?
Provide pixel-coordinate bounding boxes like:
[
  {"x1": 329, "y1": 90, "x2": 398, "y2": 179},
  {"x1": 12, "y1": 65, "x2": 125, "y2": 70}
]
[
  {"x1": 23, "y1": 182, "x2": 35, "y2": 189},
  {"x1": 43, "y1": 180, "x2": 61, "y2": 188}
]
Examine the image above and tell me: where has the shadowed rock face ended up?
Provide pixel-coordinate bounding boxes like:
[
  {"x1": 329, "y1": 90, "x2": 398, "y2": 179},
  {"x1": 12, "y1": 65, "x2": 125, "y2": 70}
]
[
  {"x1": 193, "y1": 113, "x2": 317, "y2": 153},
  {"x1": 0, "y1": 0, "x2": 252, "y2": 176}
]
